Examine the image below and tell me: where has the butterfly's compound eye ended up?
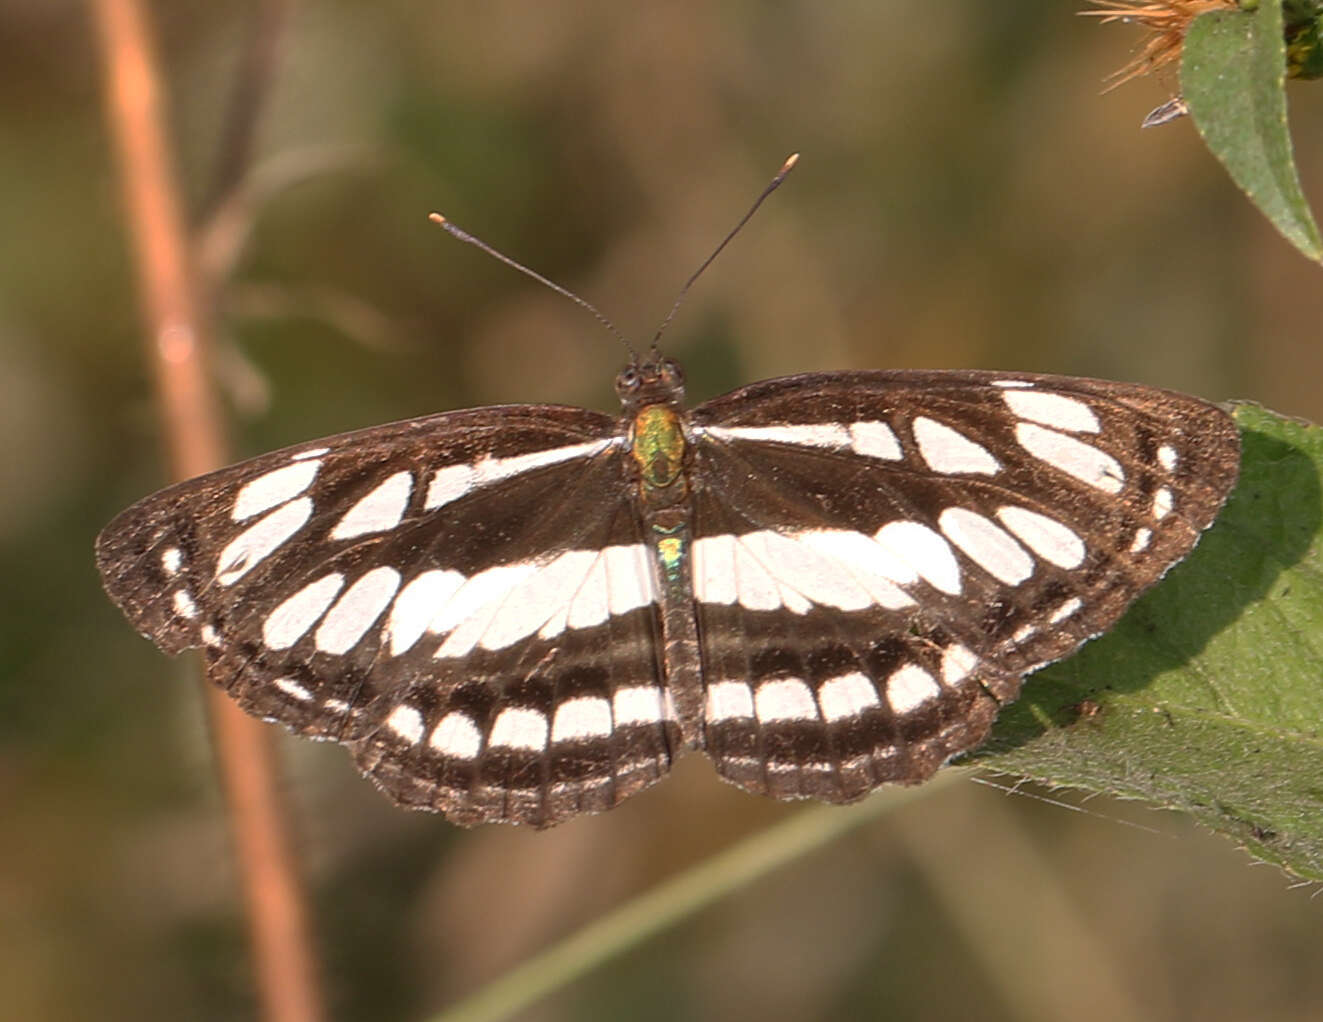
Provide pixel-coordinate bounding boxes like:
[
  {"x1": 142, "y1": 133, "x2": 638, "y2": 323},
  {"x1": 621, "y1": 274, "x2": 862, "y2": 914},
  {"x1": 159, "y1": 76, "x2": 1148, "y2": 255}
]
[
  {"x1": 660, "y1": 359, "x2": 684, "y2": 387},
  {"x1": 615, "y1": 366, "x2": 642, "y2": 396}
]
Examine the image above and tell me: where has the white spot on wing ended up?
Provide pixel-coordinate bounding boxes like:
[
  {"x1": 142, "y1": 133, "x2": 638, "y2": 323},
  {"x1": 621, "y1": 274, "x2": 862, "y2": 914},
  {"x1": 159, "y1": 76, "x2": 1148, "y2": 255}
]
[
  {"x1": 875, "y1": 521, "x2": 962, "y2": 595},
  {"x1": 796, "y1": 530, "x2": 917, "y2": 609},
  {"x1": 537, "y1": 603, "x2": 570, "y2": 642},
  {"x1": 850, "y1": 421, "x2": 903, "y2": 460},
  {"x1": 941, "y1": 644, "x2": 977, "y2": 685},
  {"x1": 172, "y1": 589, "x2": 198, "y2": 619},
  {"x1": 478, "y1": 440, "x2": 612, "y2": 486},
  {"x1": 161, "y1": 547, "x2": 182, "y2": 575},
  {"x1": 1049, "y1": 597, "x2": 1083, "y2": 624},
  {"x1": 996, "y1": 506, "x2": 1086, "y2": 569},
  {"x1": 694, "y1": 530, "x2": 917, "y2": 613},
  {"x1": 274, "y1": 677, "x2": 314, "y2": 702},
  {"x1": 431, "y1": 562, "x2": 538, "y2": 658},
  {"x1": 692, "y1": 533, "x2": 738, "y2": 605},
  {"x1": 887, "y1": 665, "x2": 939, "y2": 714},
  {"x1": 938, "y1": 507, "x2": 1034, "y2": 585},
  {"x1": 329, "y1": 471, "x2": 413, "y2": 540},
  {"x1": 291, "y1": 447, "x2": 329, "y2": 461},
  {"x1": 386, "y1": 569, "x2": 465, "y2": 655},
  {"x1": 731, "y1": 536, "x2": 782, "y2": 611},
  {"x1": 263, "y1": 573, "x2": 345, "y2": 649},
  {"x1": 567, "y1": 552, "x2": 611, "y2": 631},
  {"x1": 992, "y1": 379, "x2": 1033, "y2": 388},
  {"x1": 385, "y1": 704, "x2": 424, "y2": 745},
  {"x1": 315, "y1": 567, "x2": 402, "y2": 654},
  {"x1": 422, "y1": 440, "x2": 612, "y2": 510},
  {"x1": 739, "y1": 531, "x2": 873, "y2": 612},
  {"x1": 1003, "y1": 389, "x2": 1100, "y2": 433},
  {"x1": 603, "y1": 544, "x2": 656, "y2": 615},
  {"x1": 1157, "y1": 444, "x2": 1178, "y2": 472},
  {"x1": 424, "y1": 463, "x2": 474, "y2": 510},
  {"x1": 614, "y1": 685, "x2": 666, "y2": 726},
  {"x1": 201, "y1": 624, "x2": 221, "y2": 647},
  {"x1": 430, "y1": 712, "x2": 482, "y2": 759},
  {"x1": 1015, "y1": 423, "x2": 1124, "y2": 493},
  {"x1": 817, "y1": 672, "x2": 880, "y2": 722},
  {"x1": 1130, "y1": 527, "x2": 1153, "y2": 553},
  {"x1": 517, "y1": 546, "x2": 654, "y2": 648},
  {"x1": 425, "y1": 545, "x2": 653, "y2": 657},
  {"x1": 705, "y1": 680, "x2": 755, "y2": 722},
  {"x1": 913, "y1": 417, "x2": 1000, "y2": 475},
  {"x1": 1153, "y1": 487, "x2": 1174, "y2": 520},
  {"x1": 552, "y1": 697, "x2": 613, "y2": 742},
  {"x1": 754, "y1": 678, "x2": 819, "y2": 723},
  {"x1": 705, "y1": 423, "x2": 850, "y2": 448},
  {"x1": 479, "y1": 550, "x2": 596, "y2": 649},
  {"x1": 232, "y1": 461, "x2": 320, "y2": 522},
  {"x1": 488, "y1": 707, "x2": 548, "y2": 751},
  {"x1": 216, "y1": 498, "x2": 314, "y2": 585}
]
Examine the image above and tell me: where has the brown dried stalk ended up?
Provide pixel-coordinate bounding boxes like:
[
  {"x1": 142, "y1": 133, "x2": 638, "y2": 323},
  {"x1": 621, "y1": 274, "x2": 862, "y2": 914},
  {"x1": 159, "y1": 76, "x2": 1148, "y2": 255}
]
[{"x1": 90, "y1": 2, "x2": 325, "y2": 1020}]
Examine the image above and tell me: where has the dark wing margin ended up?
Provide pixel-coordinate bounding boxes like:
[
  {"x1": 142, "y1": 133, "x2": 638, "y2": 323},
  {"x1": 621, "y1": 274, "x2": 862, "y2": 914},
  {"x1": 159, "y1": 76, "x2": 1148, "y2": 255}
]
[
  {"x1": 96, "y1": 404, "x2": 677, "y2": 827},
  {"x1": 689, "y1": 370, "x2": 1240, "y2": 802}
]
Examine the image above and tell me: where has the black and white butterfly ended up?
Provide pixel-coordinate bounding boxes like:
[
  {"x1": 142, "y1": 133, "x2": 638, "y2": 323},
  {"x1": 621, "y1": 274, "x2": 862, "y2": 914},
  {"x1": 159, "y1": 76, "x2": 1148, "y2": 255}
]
[{"x1": 96, "y1": 355, "x2": 1240, "y2": 826}]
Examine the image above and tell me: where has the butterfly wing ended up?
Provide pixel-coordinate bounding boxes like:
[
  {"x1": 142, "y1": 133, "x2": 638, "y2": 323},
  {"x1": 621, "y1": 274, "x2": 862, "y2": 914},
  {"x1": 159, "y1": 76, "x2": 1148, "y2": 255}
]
[
  {"x1": 97, "y1": 405, "x2": 674, "y2": 827},
  {"x1": 688, "y1": 370, "x2": 1240, "y2": 802}
]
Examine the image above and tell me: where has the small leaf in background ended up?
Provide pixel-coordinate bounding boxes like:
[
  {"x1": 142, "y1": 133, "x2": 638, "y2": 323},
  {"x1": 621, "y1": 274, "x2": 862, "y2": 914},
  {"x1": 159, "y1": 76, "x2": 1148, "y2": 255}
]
[
  {"x1": 975, "y1": 405, "x2": 1323, "y2": 881},
  {"x1": 1183, "y1": 0, "x2": 1323, "y2": 260},
  {"x1": 1086, "y1": 1, "x2": 1323, "y2": 260}
]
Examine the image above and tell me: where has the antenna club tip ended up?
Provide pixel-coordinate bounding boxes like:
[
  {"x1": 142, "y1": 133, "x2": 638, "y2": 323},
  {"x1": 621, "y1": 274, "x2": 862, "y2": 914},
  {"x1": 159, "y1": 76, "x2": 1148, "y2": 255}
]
[
  {"x1": 782, "y1": 153, "x2": 800, "y2": 172},
  {"x1": 427, "y1": 212, "x2": 447, "y2": 225}
]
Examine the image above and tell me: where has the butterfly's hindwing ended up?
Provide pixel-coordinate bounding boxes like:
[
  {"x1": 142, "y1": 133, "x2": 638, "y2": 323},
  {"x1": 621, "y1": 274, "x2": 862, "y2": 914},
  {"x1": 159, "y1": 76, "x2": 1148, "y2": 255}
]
[
  {"x1": 687, "y1": 370, "x2": 1239, "y2": 795},
  {"x1": 351, "y1": 601, "x2": 674, "y2": 826}
]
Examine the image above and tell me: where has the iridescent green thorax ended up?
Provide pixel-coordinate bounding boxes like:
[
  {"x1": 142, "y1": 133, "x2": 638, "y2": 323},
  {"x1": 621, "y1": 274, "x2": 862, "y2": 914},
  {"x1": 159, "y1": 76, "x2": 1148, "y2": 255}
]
[{"x1": 630, "y1": 404, "x2": 687, "y2": 495}]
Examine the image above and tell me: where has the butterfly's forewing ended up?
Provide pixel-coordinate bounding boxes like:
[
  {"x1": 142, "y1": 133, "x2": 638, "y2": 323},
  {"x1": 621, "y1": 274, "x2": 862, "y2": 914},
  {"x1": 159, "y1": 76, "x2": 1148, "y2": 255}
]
[
  {"x1": 688, "y1": 371, "x2": 1240, "y2": 799},
  {"x1": 96, "y1": 405, "x2": 677, "y2": 826}
]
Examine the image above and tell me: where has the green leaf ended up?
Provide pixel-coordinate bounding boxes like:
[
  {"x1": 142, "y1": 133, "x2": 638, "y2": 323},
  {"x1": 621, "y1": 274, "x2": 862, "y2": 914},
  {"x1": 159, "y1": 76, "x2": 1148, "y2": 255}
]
[
  {"x1": 976, "y1": 404, "x2": 1323, "y2": 881},
  {"x1": 1182, "y1": 0, "x2": 1323, "y2": 261}
]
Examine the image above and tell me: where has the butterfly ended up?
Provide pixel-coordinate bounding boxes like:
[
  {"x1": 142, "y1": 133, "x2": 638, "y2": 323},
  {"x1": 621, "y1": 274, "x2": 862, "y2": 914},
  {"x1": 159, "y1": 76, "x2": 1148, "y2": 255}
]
[
  {"x1": 95, "y1": 157, "x2": 1241, "y2": 827},
  {"x1": 95, "y1": 353, "x2": 1240, "y2": 826}
]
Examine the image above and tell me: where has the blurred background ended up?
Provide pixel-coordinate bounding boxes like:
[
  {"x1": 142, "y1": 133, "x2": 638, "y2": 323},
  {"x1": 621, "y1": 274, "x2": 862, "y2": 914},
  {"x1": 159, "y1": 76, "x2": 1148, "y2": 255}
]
[{"x1": 4, "y1": 1, "x2": 1323, "y2": 1020}]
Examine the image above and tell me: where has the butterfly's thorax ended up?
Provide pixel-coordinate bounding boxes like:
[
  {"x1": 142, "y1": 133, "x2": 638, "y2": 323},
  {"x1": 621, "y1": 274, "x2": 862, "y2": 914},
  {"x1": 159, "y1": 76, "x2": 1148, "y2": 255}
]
[
  {"x1": 620, "y1": 364, "x2": 705, "y2": 749},
  {"x1": 629, "y1": 404, "x2": 689, "y2": 505}
]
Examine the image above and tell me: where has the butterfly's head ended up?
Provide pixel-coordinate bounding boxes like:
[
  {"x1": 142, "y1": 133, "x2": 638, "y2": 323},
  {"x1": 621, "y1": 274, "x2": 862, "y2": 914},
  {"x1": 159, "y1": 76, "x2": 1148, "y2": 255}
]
[{"x1": 615, "y1": 357, "x2": 685, "y2": 411}]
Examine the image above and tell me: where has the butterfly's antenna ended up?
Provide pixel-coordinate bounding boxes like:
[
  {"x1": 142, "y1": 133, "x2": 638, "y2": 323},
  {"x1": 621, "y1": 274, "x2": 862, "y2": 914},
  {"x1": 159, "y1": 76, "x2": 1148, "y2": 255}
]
[
  {"x1": 648, "y1": 152, "x2": 799, "y2": 357},
  {"x1": 428, "y1": 212, "x2": 637, "y2": 363}
]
